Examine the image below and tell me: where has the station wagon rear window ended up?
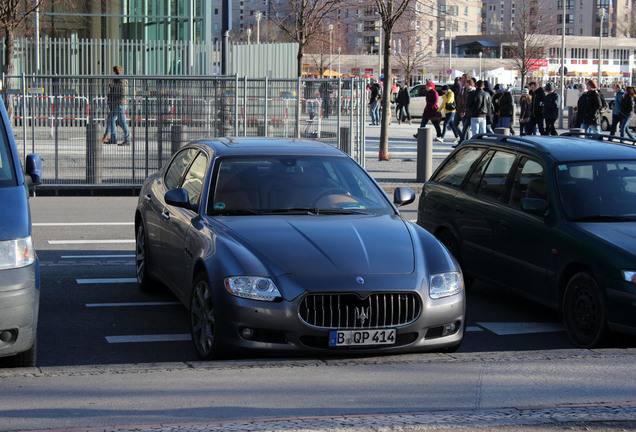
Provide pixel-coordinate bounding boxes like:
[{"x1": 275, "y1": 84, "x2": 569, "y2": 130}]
[{"x1": 432, "y1": 147, "x2": 485, "y2": 187}]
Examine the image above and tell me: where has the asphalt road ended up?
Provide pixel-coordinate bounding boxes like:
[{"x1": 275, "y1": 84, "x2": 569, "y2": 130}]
[{"x1": 1, "y1": 195, "x2": 630, "y2": 368}]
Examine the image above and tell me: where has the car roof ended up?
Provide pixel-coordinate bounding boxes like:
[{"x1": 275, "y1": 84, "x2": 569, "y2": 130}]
[
  {"x1": 188, "y1": 137, "x2": 346, "y2": 157},
  {"x1": 463, "y1": 134, "x2": 636, "y2": 164}
]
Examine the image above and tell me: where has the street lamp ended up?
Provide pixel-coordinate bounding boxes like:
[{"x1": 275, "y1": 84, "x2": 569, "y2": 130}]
[
  {"x1": 246, "y1": 28, "x2": 252, "y2": 44},
  {"x1": 256, "y1": 11, "x2": 262, "y2": 44},
  {"x1": 598, "y1": 8, "x2": 606, "y2": 84},
  {"x1": 337, "y1": 46, "x2": 341, "y2": 76},
  {"x1": 329, "y1": 24, "x2": 334, "y2": 77},
  {"x1": 448, "y1": 20, "x2": 453, "y2": 73},
  {"x1": 479, "y1": 51, "x2": 483, "y2": 79}
]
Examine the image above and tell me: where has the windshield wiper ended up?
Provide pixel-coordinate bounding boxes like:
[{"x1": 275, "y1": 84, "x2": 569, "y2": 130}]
[
  {"x1": 317, "y1": 208, "x2": 369, "y2": 215},
  {"x1": 267, "y1": 208, "x2": 319, "y2": 215},
  {"x1": 571, "y1": 215, "x2": 636, "y2": 222},
  {"x1": 211, "y1": 209, "x2": 264, "y2": 216}
]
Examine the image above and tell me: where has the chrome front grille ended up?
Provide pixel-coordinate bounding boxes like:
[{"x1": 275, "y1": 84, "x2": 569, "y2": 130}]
[{"x1": 298, "y1": 293, "x2": 421, "y2": 329}]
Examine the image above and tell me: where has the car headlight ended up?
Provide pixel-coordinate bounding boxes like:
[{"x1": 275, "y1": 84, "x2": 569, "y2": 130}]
[
  {"x1": 429, "y1": 271, "x2": 463, "y2": 299},
  {"x1": 225, "y1": 276, "x2": 282, "y2": 301},
  {"x1": 0, "y1": 236, "x2": 35, "y2": 270},
  {"x1": 622, "y1": 270, "x2": 636, "y2": 284}
]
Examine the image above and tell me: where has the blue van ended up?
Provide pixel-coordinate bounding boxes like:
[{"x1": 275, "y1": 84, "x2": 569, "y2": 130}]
[{"x1": 0, "y1": 89, "x2": 42, "y2": 367}]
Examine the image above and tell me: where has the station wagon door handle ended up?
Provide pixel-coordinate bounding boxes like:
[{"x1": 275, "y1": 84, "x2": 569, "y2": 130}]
[
  {"x1": 161, "y1": 210, "x2": 170, "y2": 221},
  {"x1": 144, "y1": 194, "x2": 152, "y2": 203}
]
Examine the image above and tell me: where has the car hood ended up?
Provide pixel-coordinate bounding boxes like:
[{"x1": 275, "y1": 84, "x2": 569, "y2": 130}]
[
  {"x1": 577, "y1": 222, "x2": 636, "y2": 255},
  {"x1": 218, "y1": 214, "x2": 415, "y2": 276}
]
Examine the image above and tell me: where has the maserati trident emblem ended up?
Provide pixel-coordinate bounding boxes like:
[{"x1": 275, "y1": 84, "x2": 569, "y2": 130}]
[
  {"x1": 355, "y1": 307, "x2": 369, "y2": 326},
  {"x1": 356, "y1": 276, "x2": 365, "y2": 284}
]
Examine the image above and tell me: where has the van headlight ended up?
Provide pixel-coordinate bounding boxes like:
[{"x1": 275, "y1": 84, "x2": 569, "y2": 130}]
[
  {"x1": 0, "y1": 236, "x2": 35, "y2": 270},
  {"x1": 429, "y1": 271, "x2": 463, "y2": 299}
]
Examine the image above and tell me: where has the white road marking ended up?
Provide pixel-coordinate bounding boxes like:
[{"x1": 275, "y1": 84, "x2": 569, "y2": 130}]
[
  {"x1": 86, "y1": 302, "x2": 180, "y2": 307},
  {"x1": 465, "y1": 326, "x2": 484, "y2": 332},
  {"x1": 477, "y1": 322, "x2": 565, "y2": 336},
  {"x1": 49, "y1": 239, "x2": 135, "y2": 244},
  {"x1": 62, "y1": 254, "x2": 135, "y2": 259},
  {"x1": 34, "y1": 222, "x2": 133, "y2": 227},
  {"x1": 76, "y1": 278, "x2": 137, "y2": 284},
  {"x1": 105, "y1": 334, "x2": 190, "y2": 343}
]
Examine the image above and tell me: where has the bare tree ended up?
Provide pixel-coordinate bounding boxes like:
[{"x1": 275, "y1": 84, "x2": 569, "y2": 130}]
[
  {"x1": 500, "y1": 0, "x2": 555, "y2": 89},
  {"x1": 272, "y1": 0, "x2": 340, "y2": 77},
  {"x1": 373, "y1": 0, "x2": 414, "y2": 161},
  {"x1": 1, "y1": 0, "x2": 44, "y2": 74},
  {"x1": 392, "y1": 11, "x2": 434, "y2": 85}
]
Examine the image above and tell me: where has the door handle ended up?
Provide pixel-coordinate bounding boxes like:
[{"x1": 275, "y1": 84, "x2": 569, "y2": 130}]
[
  {"x1": 144, "y1": 194, "x2": 152, "y2": 203},
  {"x1": 161, "y1": 211, "x2": 170, "y2": 221}
]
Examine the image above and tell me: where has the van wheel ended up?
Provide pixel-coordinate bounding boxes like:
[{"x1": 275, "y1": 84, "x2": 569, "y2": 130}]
[
  {"x1": 563, "y1": 272, "x2": 606, "y2": 348},
  {"x1": 601, "y1": 116, "x2": 610, "y2": 131}
]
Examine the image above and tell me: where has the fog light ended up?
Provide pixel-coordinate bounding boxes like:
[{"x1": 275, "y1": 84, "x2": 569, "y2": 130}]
[
  {"x1": 0, "y1": 330, "x2": 15, "y2": 343},
  {"x1": 442, "y1": 322, "x2": 458, "y2": 336},
  {"x1": 241, "y1": 328, "x2": 254, "y2": 339}
]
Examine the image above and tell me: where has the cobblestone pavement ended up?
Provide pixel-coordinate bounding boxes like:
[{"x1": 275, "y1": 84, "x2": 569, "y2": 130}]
[{"x1": 15, "y1": 403, "x2": 636, "y2": 432}]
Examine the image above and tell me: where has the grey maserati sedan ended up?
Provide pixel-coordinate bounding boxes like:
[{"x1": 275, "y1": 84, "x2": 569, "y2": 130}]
[{"x1": 135, "y1": 137, "x2": 464, "y2": 359}]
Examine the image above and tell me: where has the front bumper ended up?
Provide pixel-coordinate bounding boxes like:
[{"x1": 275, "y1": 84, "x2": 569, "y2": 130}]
[
  {"x1": 213, "y1": 287, "x2": 465, "y2": 354},
  {"x1": 0, "y1": 262, "x2": 40, "y2": 358}
]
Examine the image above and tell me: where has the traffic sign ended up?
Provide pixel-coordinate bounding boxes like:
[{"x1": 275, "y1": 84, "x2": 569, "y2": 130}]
[{"x1": 446, "y1": 68, "x2": 453, "y2": 76}]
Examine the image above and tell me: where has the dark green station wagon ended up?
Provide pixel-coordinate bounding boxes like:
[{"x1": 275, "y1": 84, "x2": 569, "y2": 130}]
[{"x1": 417, "y1": 133, "x2": 636, "y2": 348}]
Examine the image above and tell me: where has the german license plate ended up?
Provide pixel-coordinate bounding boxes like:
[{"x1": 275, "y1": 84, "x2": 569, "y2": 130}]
[{"x1": 329, "y1": 329, "x2": 396, "y2": 347}]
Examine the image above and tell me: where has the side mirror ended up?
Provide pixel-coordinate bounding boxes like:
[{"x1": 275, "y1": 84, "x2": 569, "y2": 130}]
[
  {"x1": 393, "y1": 187, "x2": 416, "y2": 206},
  {"x1": 25, "y1": 154, "x2": 42, "y2": 186},
  {"x1": 165, "y1": 188, "x2": 196, "y2": 211},
  {"x1": 520, "y1": 197, "x2": 547, "y2": 216}
]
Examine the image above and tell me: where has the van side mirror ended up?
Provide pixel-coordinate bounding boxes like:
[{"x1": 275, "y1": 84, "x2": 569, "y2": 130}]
[{"x1": 25, "y1": 154, "x2": 42, "y2": 186}]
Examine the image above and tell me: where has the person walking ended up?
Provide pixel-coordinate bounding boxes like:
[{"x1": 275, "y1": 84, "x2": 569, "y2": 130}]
[
  {"x1": 396, "y1": 84, "x2": 412, "y2": 125},
  {"x1": 415, "y1": 81, "x2": 443, "y2": 142},
  {"x1": 610, "y1": 83, "x2": 624, "y2": 135},
  {"x1": 440, "y1": 85, "x2": 459, "y2": 142},
  {"x1": 103, "y1": 65, "x2": 132, "y2": 146},
  {"x1": 467, "y1": 80, "x2": 491, "y2": 136},
  {"x1": 519, "y1": 88, "x2": 532, "y2": 136},
  {"x1": 368, "y1": 81, "x2": 381, "y2": 125},
  {"x1": 496, "y1": 84, "x2": 514, "y2": 131},
  {"x1": 455, "y1": 74, "x2": 472, "y2": 143},
  {"x1": 528, "y1": 81, "x2": 546, "y2": 135},
  {"x1": 575, "y1": 83, "x2": 587, "y2": 129},
  {"x1": 543, "y1": 82, "x2": 561, "y2": 136},
  {"x1": 618, "y1": 86, "x2": 636, "y2": 140},
  {"x1": 580, "y1": 79, "x2": 604, "y2": 136}
]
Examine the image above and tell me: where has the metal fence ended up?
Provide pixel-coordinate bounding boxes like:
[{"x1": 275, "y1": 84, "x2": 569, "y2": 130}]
[{"x1": 2, "y1": 74, "x2": 367, "y2": 192}]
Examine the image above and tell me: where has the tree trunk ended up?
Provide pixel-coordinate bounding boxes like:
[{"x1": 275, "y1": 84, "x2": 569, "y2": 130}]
[
  {"x1": 378, "y1": 27, "x2": 393, "y2": 161},
  {"x1": 4, "y1": 29, "x2": 15, "y2": 76}
]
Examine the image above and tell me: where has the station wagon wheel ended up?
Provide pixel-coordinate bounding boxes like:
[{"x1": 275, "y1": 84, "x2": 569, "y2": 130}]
[
  {"x1": 190, "y1": 273, "x2": 216, "y2": 359},
  {"x1": 601, "y1": 116, "x2": 610, "y2": 132},
  {"x1": 436, "y1": 229, "x2": 472, "y2": 288},
  {"x1": 562, "y1": 272, "x2": 607, "y2": 348},
  {"x1": 135, "y1": 223, "x2": 152, "y2": 292}
]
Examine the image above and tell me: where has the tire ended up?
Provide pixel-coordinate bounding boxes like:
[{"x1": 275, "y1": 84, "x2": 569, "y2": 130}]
[
  {"x1": 436, "y1": 229, "x2": 473, "y2": 288},
  {"x1": 562, "y1": 272, "x2": 607, "y2": 348},
  {"x1": 601, "y1": 116, "x2": 610, "y2": 132},
  {"x1": 135, "y1": 223, "x2": 153, "y2": 292},
  {"x1": 190, "y1": 273, "x2": 217, "y2": 359}
]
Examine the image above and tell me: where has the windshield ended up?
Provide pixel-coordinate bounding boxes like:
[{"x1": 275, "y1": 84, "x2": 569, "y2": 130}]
[
  {"x1": 0, "y1": 123, "x2": 17, "y2": 188},
  {"x1": 557, "y1": 160, "x2": 636, "y2": 221},
  {"x1": 208, "y1": 155, "x2": 393, "y2": 216}
]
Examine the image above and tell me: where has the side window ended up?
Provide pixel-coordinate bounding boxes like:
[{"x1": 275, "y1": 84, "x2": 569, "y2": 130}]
[
  {"x1": 165, "y1": 148, "x2": 198, "y2": 190},
  {"x1": 433, "y1": 147, "x2": 486, "y2": 188},
  {"x1": 509, "y1": 158, "x2": 546, "y2": 208},
  {"x1": 181, "y1": 153, "x2": 208, "y2": 207},
  {"x1": 464, "y1": 150, "x2": 495, "y2": 194},
  {"x1": 476, "y1": 151, "x2": 516, "y2": 201}
]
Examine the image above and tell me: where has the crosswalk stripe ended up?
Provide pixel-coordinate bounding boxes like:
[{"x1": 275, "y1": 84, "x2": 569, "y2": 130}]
[
  {"x1": 86, "y1": 302, "x2": 181, "y2": 307},
  {"x1": 106, "y1": 334, "x2": 190, "y2": 343},
  {"x1": 76, "y1": 278, "x2": 137, "y2": 284},
  {"x1": 477, "y1": 322, "x2": 564, "y2": 335},
  {"x1": 49, "y1": 239, "x2": 134, "y2": 244}
]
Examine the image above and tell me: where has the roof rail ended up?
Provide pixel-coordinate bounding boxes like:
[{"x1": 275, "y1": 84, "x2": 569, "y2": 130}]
[
  {"x1": 464, "y1": 133, "x2": 549, "y2": 152},
  {"x1": 559, "y1": 131, "x2": 636, "y2": 147}
]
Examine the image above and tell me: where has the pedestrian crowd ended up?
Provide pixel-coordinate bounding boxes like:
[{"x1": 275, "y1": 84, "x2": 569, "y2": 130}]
[{"x1": 368, "y1": 75, "x2": 636, "y2": 142}]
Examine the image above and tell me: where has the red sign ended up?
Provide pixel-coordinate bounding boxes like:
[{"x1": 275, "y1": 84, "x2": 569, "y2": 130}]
[
  {"x1": 351, "y1": 68, "x2": 360, "y2": 75},
  {"x1": 526, "y1": 59, "x2": 548, "y2": 71},
  {"x1": 365, "y1": 68, "x2": 374, "y2": 75}
]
